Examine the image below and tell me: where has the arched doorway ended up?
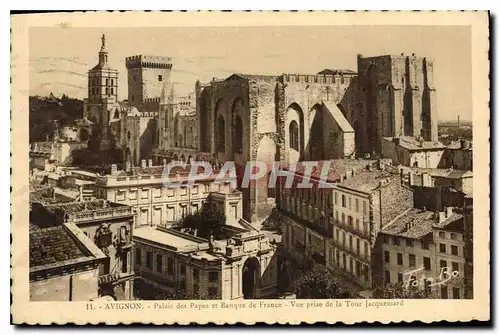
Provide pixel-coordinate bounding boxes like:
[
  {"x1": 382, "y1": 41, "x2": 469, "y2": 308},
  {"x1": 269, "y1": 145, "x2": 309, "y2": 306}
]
[
  {"x1": 217, "y1": 115, "x2": 225, "y2": 153},
  {"x1": 289, "y1": 120, "x2": 299, "y2": 151},
  {"x1": 309, "y1": 105, "x2": 325, "y2": 160},
  {"x1": 286, "y1": 103, "x2": 305, "y2": 163},
  {"x1": 233, "y1": 114, "x2": 243, "y2": 154},
  {"x1": 242, "y1": 257, "x2": 260, "y2": 299}
]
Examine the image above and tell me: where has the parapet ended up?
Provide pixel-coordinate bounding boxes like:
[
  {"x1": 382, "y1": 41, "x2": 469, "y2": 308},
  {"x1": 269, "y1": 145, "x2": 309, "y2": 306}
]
[
  {"x1": 125, "y1": 55, "x2": 173, "y2": 69},
  {"x1": 281, "y1": 73, "x2": 354, "y2": 85},
  {"x1": 143, "y1": 97, "x2": 161, "y2": 103}
]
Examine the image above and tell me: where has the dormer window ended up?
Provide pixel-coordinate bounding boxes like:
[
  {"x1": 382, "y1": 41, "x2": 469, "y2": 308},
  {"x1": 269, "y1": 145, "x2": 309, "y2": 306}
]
[{"x1": 158, "y1": 75, "x2": 163, "y2": 82}]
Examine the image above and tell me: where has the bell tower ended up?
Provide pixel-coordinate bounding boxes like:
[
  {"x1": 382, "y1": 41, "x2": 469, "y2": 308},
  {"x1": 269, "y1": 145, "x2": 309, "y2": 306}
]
[
  {"x1": 83, "y1": 34, "x2": 119, "y2": 145},
  {"x1": 87, "y1": 34, "x2": 118, "y2": 105}
]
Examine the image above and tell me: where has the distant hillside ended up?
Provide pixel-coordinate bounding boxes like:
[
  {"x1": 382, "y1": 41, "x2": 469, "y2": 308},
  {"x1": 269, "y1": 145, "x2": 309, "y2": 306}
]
[{"x1": 29, "y1": 94, "x2": 84, "y2": 142}]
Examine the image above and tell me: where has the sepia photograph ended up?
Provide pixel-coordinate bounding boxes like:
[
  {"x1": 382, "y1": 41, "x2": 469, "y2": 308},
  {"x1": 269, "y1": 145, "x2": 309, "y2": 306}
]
[{"x1": 11, "y1": 11, "x2": 490, "y2": 324}]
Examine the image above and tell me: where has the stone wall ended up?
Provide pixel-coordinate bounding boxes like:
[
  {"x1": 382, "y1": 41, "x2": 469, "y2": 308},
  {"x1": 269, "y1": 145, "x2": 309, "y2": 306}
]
[
  {"x1": 30, "y1": 268, "x2": 99, "y2": 301},
  {"x1": 126, "y1": 55, "x2": 173, "y2": 105},
  {"x1": 357, "y1": 54, "x2": 438, "y2": 153}
]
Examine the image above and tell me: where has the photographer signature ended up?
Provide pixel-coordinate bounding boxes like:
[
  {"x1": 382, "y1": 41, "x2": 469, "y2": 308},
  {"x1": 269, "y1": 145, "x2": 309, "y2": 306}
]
[{"x1": 404, "y1": 266, "x2": 460, "y2": 289}]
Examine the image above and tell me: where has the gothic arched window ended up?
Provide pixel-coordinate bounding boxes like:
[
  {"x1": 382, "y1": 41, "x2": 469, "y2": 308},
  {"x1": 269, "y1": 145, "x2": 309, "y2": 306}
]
[
  {"x1": 234, "y1": 115, "x2": 243, "y2": 153},
  {"x1": 289, "y1": 120, "x2": 299, "y2": 151},
  {"x1": 217, "y1": 115, "x2": 225, "y2": 152}
]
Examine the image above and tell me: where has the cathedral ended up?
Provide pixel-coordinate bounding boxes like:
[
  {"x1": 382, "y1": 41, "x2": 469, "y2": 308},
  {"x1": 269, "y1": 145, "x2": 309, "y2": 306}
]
[{"x1": 80, "y1": 35, "x2": 439, "y2": 224}]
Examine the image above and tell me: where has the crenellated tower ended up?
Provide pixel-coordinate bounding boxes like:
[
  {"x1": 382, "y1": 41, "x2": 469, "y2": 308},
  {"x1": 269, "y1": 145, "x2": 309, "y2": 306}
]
[
  {"x1": 356, "y1": 53, "x2": 439, "y2": 154},
  {"x1": 125, "y1": 55, "x2": 173, "y2": 109}
]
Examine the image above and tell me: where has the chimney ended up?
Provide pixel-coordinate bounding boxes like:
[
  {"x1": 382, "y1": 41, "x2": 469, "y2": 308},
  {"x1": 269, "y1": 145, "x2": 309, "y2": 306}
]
[
  {"x1": 408, "y1": 171, "x2": 414, "y2": 185},
  {"x1": 163, "y1": 158, "x2": 167, "y2": 166},
  {"x1": 446, "y1": 206, "x2": 453, "y2": 218},
  {"x1": 141, "y1": 159, "x2": 146, "y2": 168},
  {"x1": 406, "y1": 220, "x2": 415, "y2": 230},
  {"x1": 208, "y1": 234, "x2": 215, "y2": 252},
  {"x1": 438, "y1": 211, "x2": 446, "y2": 223},
  {"x1": 411, "y1": 53, "x2": 415, "y2": 56},
  {"x1": 377, "y1": 159, "x2": 384, "y2": 170},
  {"x1": 400, "y1": 53, "x2": 404, "y2": 56},
  {"x1": 148, "y1": 159, "x2": 153, "y2": 167},
  {"x1": 393, "y1": 137, "x2": 400, "y2": 146},
  {"x1": 421, "y1": 172, "x2": 431, "y2": 187},
  {"x1": 125, "y1": 161, "x2": 131, "y2": 172},
  {"x1": 111, "y1": 164, "x2": 117, "y2": 174}
]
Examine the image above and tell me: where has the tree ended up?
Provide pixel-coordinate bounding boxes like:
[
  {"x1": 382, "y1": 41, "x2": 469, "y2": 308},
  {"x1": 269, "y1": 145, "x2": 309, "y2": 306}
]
[
  {"x1": 156, "y1": 290, "x2": 219, "y2": 300},
  {"x1": 179, "y1": 209, "x2": 226, "y2": 240},
  {"x1": 372, "y1": 282, "x2": 436, "y2": 299},
  {"x1": 291, "y1": 264, "x2": 353, "y2": 299}
]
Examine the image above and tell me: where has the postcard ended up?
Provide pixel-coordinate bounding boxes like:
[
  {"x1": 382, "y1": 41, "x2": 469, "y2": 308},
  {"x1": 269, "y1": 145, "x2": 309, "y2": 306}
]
[{"x1": 11, "y1": 11, "x2": 489, "y2": 324}]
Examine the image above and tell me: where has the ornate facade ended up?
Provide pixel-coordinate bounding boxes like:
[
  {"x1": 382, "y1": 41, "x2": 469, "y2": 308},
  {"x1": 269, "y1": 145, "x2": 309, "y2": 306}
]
[{"x1": 196, "y1": 71, "x2": 357, "y2": 224}]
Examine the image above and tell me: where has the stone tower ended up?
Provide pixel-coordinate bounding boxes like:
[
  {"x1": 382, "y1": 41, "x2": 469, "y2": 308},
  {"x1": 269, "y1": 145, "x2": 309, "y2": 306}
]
[
  {"x1": 157, "y1": 81, "x2": 176, "y2": 150},
  {"x1": 125, "y1": 55, "x2": 173, "y2": 109},
  {"x1": 356, "y1": 53, "x2": 438, "y2": 154},
  {"x1": 84, "y1": 34, "x2": 119, "y2": 140}
]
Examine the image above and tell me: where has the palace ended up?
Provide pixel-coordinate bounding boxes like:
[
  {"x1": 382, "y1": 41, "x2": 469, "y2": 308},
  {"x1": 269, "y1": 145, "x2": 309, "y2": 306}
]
[{"x1": 29, "y1": 33, "x2": 473, "y2": 301}]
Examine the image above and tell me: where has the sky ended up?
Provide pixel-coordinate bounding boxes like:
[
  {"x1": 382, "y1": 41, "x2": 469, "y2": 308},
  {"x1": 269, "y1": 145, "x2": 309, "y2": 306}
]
[{"x1": 29, "y1": 26, "x2": 472, "y2": 121}]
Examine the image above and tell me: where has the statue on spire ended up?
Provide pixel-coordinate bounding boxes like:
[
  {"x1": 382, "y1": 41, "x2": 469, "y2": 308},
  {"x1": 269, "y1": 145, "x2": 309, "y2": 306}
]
[{"x1": 100, "y1": 34, "x2": 107, "y2": 53}]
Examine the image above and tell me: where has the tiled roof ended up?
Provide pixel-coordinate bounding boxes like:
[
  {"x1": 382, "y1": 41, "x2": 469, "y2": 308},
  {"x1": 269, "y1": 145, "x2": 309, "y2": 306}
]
[
  {"x1": 446, "y1": 140, "x2": 473, "y2": 150},
  {"x1": 44, "y1": 199, "x2": 124, "y2": 215},
  {"x1": 30, "y1": 187, "x2": 72, "y2": 205},
  {"x1": 337, "y1": 169, "x2": 398, "y2": 194},
  {"x1": 385, "y1": 136, "x2": 445, "y2": 151},
  {"x1": 30, "y1": 225, "x2": 89, "y2": 268},
  {"x1": 381, "y1": 208, "x2": 435, "y2": 239},
  {"x1": 91, "y1": 63, "x2": 115, "y2": 71},
  {"x1": 432, "y1": 212, "x2": 464, "y2": 229},
  {"x1": 285, "y1": 159, "x2": 377, "y2": 184},
  {"x1": 403, "y1": 167, "x2": 473, "y2": 179}
]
